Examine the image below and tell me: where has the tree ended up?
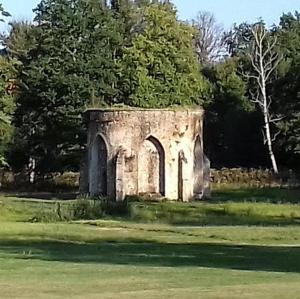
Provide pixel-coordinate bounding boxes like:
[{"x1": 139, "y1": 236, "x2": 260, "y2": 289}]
[
  {"x1": 192, "y1": 11, "x2": 227, "y2": 64},
  {"x1": 121, "y1": 2, "x2": 211, "y2": 107},
  {"x1": 203, "y1": 57, "x2": 269, "y2": 168},
  {"x1": 12, "y1": 0, "x2": 122, "y2": 174},
  {"x1": 244, "y1": 24, "x2": 282, "y2": 173},
  {"x1": 3, "y1": 21, "x2": 35, "y2": 69},
  {"x1": 0, "y1": 58, "x2": 15, "y2": 167},
  {"x1": 110, "y1": 0, "x2": 137, "y2": 40},
  {"x1": 0, "y1": 3, "x2": 14, "y2": 167},
  {"x1": 1, "y1": 21, "x2": 38, "y2": 172},
  {"x1": 270, "y1": 12, "x2": 300, "y2": 171}
]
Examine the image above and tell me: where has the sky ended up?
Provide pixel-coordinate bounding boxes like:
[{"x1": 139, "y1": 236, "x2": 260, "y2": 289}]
[{"x1": 0, "y1": 0, "x2": 299, "y2": 32}]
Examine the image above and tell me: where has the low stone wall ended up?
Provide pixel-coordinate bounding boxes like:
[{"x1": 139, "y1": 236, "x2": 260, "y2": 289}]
[
  {"x1": 1, "y1": 168, "x2": 299, "y2": 193},
  {"x1": 211, "y1": 168, "x2": 299, "y2": 188},
  {"x1": 0, "y1": 171, "x2": 79, "y2": 191}
]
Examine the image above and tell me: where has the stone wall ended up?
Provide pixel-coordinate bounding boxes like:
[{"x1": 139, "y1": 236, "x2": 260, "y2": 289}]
[
  {"x1": 1, "y1": 168, "x2": 298, "y2": 193},
  {"x1": 83, "y1": 108, "x2": 207, "y2": 201},
  {"x1": 211, "y1": 168, "x2": 299, "y2": 188},
  {"x1": 0, "y1": 171, "x2": 79, "y2": 191}
]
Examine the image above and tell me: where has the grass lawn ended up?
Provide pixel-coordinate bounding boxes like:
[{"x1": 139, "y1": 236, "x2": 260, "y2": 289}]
[{"x1": 1, "y1": 190, "x2": 300, "y2": 299}]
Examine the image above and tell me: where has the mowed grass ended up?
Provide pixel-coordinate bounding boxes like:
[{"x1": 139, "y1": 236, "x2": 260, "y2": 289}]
[
  {"x1": 1, "y1": 189, "x2": 300, "y2": 299},
  {"x1": 212, "y1": 185, "x2": 300, "y2": 203}
]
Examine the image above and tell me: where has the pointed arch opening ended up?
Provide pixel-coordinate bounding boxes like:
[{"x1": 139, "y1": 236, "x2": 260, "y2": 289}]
[
  {"x1": 193, "y1": 135, "x2": 203, "y2": 198},
  {"x1": 89, "y1": 134, "x2": 108, "y2": 196},
  {"x1": 138, "y1": 136, "x2": 165, "y2": 196},
  {"x1": 178, "y1": 150, "x2": 184, "y2": 201}
]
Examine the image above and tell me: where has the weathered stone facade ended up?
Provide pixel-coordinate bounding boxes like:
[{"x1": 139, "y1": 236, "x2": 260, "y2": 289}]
[{"x1": 82, "y1": 108, "x2": 208, "y2": 201}]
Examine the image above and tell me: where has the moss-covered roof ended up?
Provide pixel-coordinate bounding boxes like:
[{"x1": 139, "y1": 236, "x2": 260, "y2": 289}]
[{"x1": 84, "y1": 105, "x2": 203, "y2": 113}]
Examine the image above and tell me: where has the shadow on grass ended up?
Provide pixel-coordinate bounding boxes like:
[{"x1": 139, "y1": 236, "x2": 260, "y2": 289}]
[
  {"x1": 2, "y1": 192, "x2": 78, "y2": 200},
  {"x1": 162, "y1": 211, "x2": 300, "y2": 227},
  {"x1": 1, "y1": 238, "x2": 299, "y2": 273}
]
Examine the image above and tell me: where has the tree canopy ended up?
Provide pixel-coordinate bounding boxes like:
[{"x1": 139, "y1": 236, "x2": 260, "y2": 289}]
[
  {"x1": 121, "y1": 2, "x2": 211, "y2": 107},
  {"x1": 9, "y1": 0, "x2": 123, "y2": 172},
  {"x1": 0, "y1": 3, "x2": 14, "y2": 167},
  {"x1": 2, "y1": 1, "x2": 300, "y2": 175}
]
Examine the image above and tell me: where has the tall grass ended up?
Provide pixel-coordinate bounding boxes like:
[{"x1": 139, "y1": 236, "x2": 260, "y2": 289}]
[{"x1": 2, "y1": 193, "x2": 300, "y2": 226}]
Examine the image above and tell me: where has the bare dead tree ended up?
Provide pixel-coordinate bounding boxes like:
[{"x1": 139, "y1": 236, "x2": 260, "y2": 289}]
[
  {"x1": 192, "y1": 11, "x2": 227, "y2": 64},
  {"x1": 246, "y1": 25, "x2": 282, "y2": 174}
]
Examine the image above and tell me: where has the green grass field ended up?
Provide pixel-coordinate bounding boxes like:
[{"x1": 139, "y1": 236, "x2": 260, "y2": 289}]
[{"x1": 1, "y1": 189, "x2": 300, "y2": 299}]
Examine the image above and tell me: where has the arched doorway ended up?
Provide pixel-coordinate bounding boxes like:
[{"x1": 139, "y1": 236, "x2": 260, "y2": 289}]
[
  {"x1": 89, "y1": 135, "x2": 108, "y2": 196},
  {"x1": 193, "y1": 135, "x2": 203, "y2": 199},
  {"x1": 138, "y1": 136, "x2": 165, "y2": 196}
]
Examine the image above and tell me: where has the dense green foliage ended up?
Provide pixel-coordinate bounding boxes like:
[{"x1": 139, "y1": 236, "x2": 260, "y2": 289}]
[
  {"x1": 121, "y1": 3, "x2": 210, "y2": 107},
  {"x1": 204, "y1": 14, "x2": 300, "y2": 170},
  {"x1": 0, "y1": 4, "x2": 14, "y2": 167},
  {"x1": 271, "y1": 12, "x2": 300, "y2": 170},
  {"x1": 203, "y1": 58, "x2": 268, "y2": 167},
  {"x1": 2, "y1": 0, "x2": 300, "y2": 175},
  {"x1": 8, "y1": 0, "x2": 122, "y2": 172},
  {"x1": 4, "y1": 0, "x2": 211, "y2": 174},
  {"x1": 0, "y1": 58, "x2": 15, "y2": 166}
]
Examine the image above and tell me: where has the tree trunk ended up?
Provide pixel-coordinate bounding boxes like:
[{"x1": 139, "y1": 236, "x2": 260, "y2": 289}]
[
  {"x1": 259, "y1": 39, "x2": 279, "y2": 175},
  {"x1": 28, "y1": 157, "x2": 36, "y2": 184},
  {"x1": 248, "y1": 25, "x2": 281, "y2": 174},
  {"x1": 263, "y1": 101, "x2": 279, "y2": 174}
]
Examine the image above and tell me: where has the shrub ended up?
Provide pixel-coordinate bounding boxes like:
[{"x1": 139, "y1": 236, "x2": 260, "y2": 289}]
[
  {"x1": 100, "y1": 199, "x2": 130, "y2": 217},
  {"x1": 72, "y1": 199, "x2": 103, "y2": 220},
  {"x1": 30, "y1": 199, "x2": 132, "y2": 222}
]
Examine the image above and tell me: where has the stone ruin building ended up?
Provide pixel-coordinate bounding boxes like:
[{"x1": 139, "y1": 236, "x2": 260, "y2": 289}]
[{"x1": 81, "y1": 108, "x2": 210, "y2": 201}]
